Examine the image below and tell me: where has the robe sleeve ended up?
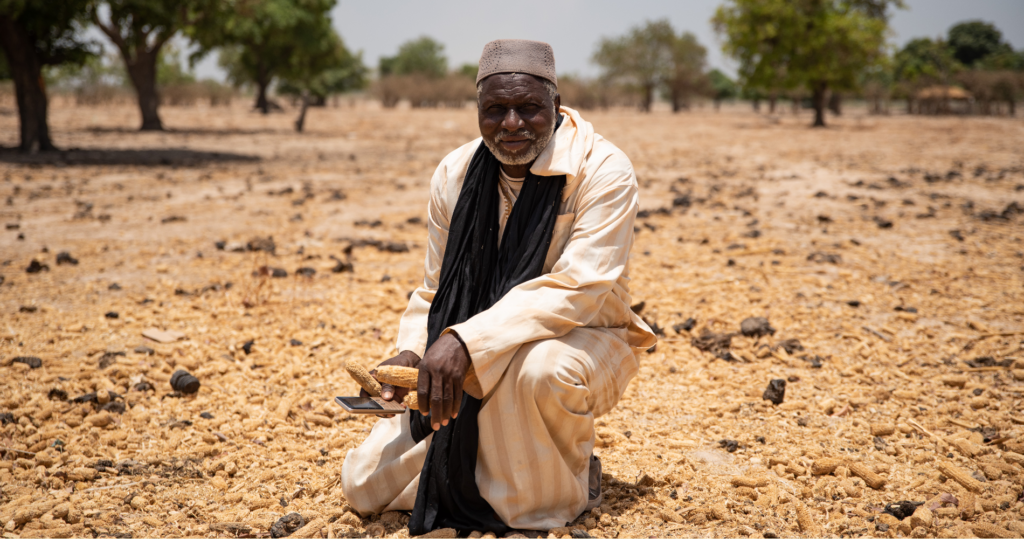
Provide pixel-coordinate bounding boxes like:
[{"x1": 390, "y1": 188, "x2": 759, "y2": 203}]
[
  {"x1": 448, "y1": 165, "x2": 640, "y2": 397},
  {"x1": 394, "y1": 161, "x2": 450, "y2": 357}
]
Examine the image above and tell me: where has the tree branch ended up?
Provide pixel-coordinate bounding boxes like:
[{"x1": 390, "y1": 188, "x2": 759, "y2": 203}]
[{"x1": 92, "y1": 11, "x2": 129, "y2": 57}]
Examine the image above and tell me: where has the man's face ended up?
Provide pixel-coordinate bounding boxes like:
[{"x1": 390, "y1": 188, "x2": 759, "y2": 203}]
[{"x1": 478, "y1": 73, "x2": 560, "y2": 167}]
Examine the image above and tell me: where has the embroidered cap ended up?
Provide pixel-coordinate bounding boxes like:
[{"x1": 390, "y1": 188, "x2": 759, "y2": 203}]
[{"x1": 476, "y1": 39, "x2": 557, "y2": 87}]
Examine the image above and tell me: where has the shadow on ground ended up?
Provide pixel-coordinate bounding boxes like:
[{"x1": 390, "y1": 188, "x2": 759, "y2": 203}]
[{"x1": 0, "y1": 147, "x2": 260, "y2": 166}]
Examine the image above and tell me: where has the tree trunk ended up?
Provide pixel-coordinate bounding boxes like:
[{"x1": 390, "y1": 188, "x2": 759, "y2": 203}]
[
  {"x1": 1009, "y1": 98, "x2": 1016, "y2": 117},
  {"x1": 0, "y1": 15, "x2": 56, "y2": 152},
  {"x1": 811, "y1": 82, "x2": 827, "y2": 127},
  {"x1": 828, "y1": 93, "x2": 842, "y2": 116},
  {"x1": 125, "y1": 49, "x2": 163, "y2": 131},
  {"x1": 641, "y1": 83, "x2": 654, "y2": 113},
  {"x1": 752, "y1": 98, "x2": 760, "y2": 112},
  {"x1": 768, "y1": 93, "x2": 776, "y2": 114},
  {"x1": 792, "y1": 97, "x2": 799, "y2": 114},
  {"x1": 294, "y1": 92, "x2": 309, "y2": 132},
  {"x1": 255, "y1": 74, "x2": 272, "y2": 114},
  {"x1": 714, "y1": 98, "x2": 721, "y2": 112},
  {"x1": 670, "y1": 86, "x2": 681, "y2": 113}
]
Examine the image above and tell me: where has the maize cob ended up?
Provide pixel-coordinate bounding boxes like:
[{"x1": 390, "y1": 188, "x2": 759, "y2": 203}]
[
  {"x1": 937, "y1": 461, "x2": 983, "y2": 493},
  {"x1": 375, "y1": 366, "x2": 420, "y2": 389},
  {"x1": 344, "y1": 360, "x2": 381, "y2": 397},
  {"x1": 847, "y1": 461, "x2": 886, "y2": 490}
]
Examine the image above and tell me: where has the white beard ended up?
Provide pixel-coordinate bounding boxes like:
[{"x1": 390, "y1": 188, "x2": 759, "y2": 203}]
[{"x1": 482, "y1": 120, "x2": 556, "y2": 166}]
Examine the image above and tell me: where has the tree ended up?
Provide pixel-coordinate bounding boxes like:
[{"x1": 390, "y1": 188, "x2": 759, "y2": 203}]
[
  {"x1": 91, "y1": 0, "x2": 193, "y2": 130},
  {"x1": 379, "y1": 36, "x2": 447, "y2": 78},
  {"x1": 0, "y1": 0, "x2": 94, "y2": 151},
  {"x1": 714, "y1": 0, "x2": 899, "y2": 127},
  {"x1": 593, "y1": 19, "x2": 675, "y2": 112},
  {"x1": 276, "y1": 29, "x2": 366, "y2": 131},
  {"x1": 708, "y1": 69, "x2": 737, "y2": 110},
  {"x1": 666, "y1": 32, "x2": 710, "y2": 112},
  {"x1": 190, "y1": 0, "x2": 338, "y2": 114},
  {"x1": 948, "y1": 21, "x2": 1010, "y2": 68}
]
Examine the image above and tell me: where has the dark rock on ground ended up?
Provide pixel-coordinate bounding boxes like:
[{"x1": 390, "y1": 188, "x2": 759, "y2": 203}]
[
  {"x1": 673, "y1": 318, "x2": 696, "y2": 333},
  {"x1": 241, "y1": 340, "x2": 254, "y2": 354},
  {"x1": 101, "y1": 401, "x2": 126, "y2": 414},
  {"x1": 740, "y1": 317, "x2": 775, "y2": 338},
  {"x1": 270, "y1": 512, "x2": 305, "y2": 538},
  {"x1": 964, "y1": 356, "x2": 1014, "y2": 368},
  {"x1": 134, "y1": 345, "x2": 154, "y2": 355},
  {"x1": 105, "y1": 311, "x2": 119, "y2": 319},
  {"x1": 169, "y1": 370, "x2": 201, "y2": 394},
  {"x1": 247, "y1": 236, "x2": 276, "y2": 255},
  {"x1": 25, "y1": 260, "x2": 49, "y2": 273},
  {"x1": 691, "y1": 329, "x2": 736, "y2": 361},
  {"x1": 883, "y1": 501, "x2": 923, "y2": 520},
  {"x1": 295, "y1": 267, "x2": 316, "y2": 277},
  {"x1": 807, "y1": 252, "x2": 841, "y2": 264},
  {"x1": 12, "y1": 356, "x2": 41, "y2": 369},
  {"x1": 718, "y1": 439, "x2": 739, "y2": 452},
  {"x1": 56, "y1": 251, "x2": 78, "y2": 265},
  {"x1": 48, "y1": 388, "x2": 68, "y2": 401},
  {"x1": 99, "y1": 351, "x2": 126, "y2": 369},
  {"x1": 19, "y1": 305, "x2": 37, "y2": 313},
  {"x1": 763, "y1": 379, "x2": 787, "y2": 405},
  {"x1": 773, "y1": 339, "x2": 803, "y2": 354}
]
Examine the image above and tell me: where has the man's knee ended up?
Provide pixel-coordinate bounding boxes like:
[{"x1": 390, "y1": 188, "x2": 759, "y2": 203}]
[{"x1": 514, "y1": 338, "x2": 586, "y2": 405}]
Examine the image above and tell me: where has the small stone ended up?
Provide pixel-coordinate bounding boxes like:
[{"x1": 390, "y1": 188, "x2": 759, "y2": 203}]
[
  {"x1": 762, "y1": 379, "x2": 786, "y2": 405},
  {"x1": 169, "y1": 369, "x2": 200, "y2": 393},
  {"x1": 11, "y1": 356, "x2": 41, "y2": 369},
  {"x1": 25, "y1": 260, "x2": 49, "y2": 273},
  {"x1": 740, "y1": 317, "x2": 775, "y2": 337},
  {"x1": 55, "y1": 252, "x2": 78, "y2": 265},
  {"x1": 134, "y1": 345, "x2": 154, "y2": 355},
  {"x1": 270, "y1": 512, "x2": 304, "y2": 538}
]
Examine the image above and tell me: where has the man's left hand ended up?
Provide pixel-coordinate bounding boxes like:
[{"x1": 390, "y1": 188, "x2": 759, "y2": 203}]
[{"x1": 416, "y1": 332, "x2": 471, "y2": 430}]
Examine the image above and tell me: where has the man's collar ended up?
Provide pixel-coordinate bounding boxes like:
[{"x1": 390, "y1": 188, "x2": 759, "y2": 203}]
[{"x1": 529, "y1": 106, "x2": 594, "y2": 200}]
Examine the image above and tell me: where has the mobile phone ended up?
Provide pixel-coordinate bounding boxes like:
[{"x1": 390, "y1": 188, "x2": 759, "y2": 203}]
[{"x1": 334, "y1": 396, "x2": 407, "y2": 414}]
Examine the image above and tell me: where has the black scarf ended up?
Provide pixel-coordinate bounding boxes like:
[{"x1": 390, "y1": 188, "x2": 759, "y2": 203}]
[{"x1": 408, "y1": 118, "x2": 566, "y2": 535}]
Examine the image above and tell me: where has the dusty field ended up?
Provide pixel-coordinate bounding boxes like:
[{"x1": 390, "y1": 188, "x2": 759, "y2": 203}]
[{"x1": 1, "y1": 100, "x2": 1024, "y2": 539}]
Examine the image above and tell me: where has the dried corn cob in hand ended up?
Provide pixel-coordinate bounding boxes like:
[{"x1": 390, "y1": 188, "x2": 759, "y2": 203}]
[
  {"x1": 375, "y1": 366, "x2": 420, "y2": 389},
  {"x1": 344, "y1": 360, "x2": 381, "y2": 397}
]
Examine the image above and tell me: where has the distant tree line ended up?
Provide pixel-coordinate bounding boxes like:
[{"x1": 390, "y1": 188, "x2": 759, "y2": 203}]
[
  {"x1": 712, "y1": 0, "x2": 1023, "y2": 125},
  {"x1": 0, "y1": 0, "x2": 367, "y2": 151}
]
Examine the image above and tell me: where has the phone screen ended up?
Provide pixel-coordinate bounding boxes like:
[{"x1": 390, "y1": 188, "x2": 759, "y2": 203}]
[{"x1": 337, "y1": 397, "x2": 384, "y2": 410}]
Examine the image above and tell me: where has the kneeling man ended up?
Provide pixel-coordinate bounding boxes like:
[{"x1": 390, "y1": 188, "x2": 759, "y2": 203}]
[{"x1": 341, "y1": 39, "x2": 656, "y2": 535}]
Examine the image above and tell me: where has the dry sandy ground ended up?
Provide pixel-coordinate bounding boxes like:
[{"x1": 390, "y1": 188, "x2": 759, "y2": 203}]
[{"x1": 1, "y1": 100, "x2": 1023, "y2": 539}]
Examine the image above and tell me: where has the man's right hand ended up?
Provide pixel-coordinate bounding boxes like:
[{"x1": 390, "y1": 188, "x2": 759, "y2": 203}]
[{"x1": 359, "y1": 350, "x2": 421, "y2": 417}]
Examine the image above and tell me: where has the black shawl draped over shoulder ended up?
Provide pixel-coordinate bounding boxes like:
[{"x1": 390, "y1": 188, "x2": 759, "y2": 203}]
[{"x1": 408, "y1": 115, "x2": 566, "y2": 535}]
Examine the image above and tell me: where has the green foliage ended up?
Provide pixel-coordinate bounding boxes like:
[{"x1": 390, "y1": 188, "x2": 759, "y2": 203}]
[
  {"x1": 277, "y1": 33, "x2": 367, "y2": 99},
  {"x1": 0, "y1": 0, "x2": 96, "y2": 67},
  {"x1": 191, "y1": 0, "x2": 364, "y2": 113},
  {"x1": 948, "y1": 20, "x2": 1011, "y2": 67},
  {"x1": 713, "y1": 0, "x2": 893, "y2": 94},
  {"x1": 91, "y1": 0, "x2": 181, "y2": 61},
  {"x1": 708, "y1": 69, "x2": 737, "y2": 100},
  {"x1": 379, "y1": 36, "x2": 447, "y2": 78},
  {"x1": 593, "y1": 19, "x2": 675, "y2": 96},
  {"x1": 456, "y1": 63, "x2": 478, "y2": 81},
  {"x1": 45, "y1": 51, "x2": 126, "y2": 90},
  {"x1": 593, "y1": 19, "x2": 711, "y2": 111},
  {"x1": 893, "y1": 37, "x2": 959, "y2": 85}
]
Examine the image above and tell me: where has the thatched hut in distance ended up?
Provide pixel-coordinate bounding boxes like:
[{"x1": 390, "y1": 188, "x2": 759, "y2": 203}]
[{"x1": 913, "y1": 85, "x2": 973, "y2": 115}]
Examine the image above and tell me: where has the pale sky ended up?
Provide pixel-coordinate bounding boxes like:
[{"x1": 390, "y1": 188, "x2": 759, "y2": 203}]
[{"x1": 187, "y1": 0, "x2": 1024, "y2": 82}]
